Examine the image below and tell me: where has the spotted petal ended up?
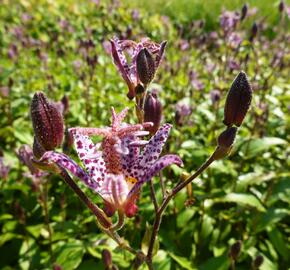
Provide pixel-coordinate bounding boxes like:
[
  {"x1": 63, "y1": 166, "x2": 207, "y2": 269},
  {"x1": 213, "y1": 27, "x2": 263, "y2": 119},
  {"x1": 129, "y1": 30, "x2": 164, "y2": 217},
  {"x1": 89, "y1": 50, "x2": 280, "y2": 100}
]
[
  {"x1": 139, "y1": 123, "x2": 172, "y2": 170},
  {"x1": 73, "y1": 133, "x2": 106, "y2": 191},
  {"x1": 39, "y1": 151, "x2": 101, "y2": 191},
  {"x1": 129, "y1": 154, "x2": 183, "y2": 196}
]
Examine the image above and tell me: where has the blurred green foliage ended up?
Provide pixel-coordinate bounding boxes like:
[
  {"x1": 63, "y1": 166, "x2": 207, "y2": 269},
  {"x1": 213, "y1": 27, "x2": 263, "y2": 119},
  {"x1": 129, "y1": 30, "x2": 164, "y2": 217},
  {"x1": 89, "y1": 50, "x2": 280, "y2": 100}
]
[{"x1": 0, "y1": 0, "x2": 289, "y2": 269}]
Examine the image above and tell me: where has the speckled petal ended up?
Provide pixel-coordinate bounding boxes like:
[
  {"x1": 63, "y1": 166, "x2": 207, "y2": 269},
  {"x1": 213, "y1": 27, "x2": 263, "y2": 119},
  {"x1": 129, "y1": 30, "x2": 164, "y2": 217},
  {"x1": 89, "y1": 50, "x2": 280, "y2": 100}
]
[
  {"x1": 129, "y1": 154, "x2": 183, "y2": 196},
  {"x1": 73, "y1": 133, "x2": 106, "y2": 190},
  {"x1": 39, "y1": 151, "x2": 100, "y2": 191},
  {"x1": 139, "y1": 123, "x2": 172, "y2": 169}
]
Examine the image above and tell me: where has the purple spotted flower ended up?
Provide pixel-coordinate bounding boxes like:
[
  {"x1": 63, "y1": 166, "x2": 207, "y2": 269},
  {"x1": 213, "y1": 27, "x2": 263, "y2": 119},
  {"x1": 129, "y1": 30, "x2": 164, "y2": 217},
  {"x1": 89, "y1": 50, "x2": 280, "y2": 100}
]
[
  {"x1": 110, "y1": 38, "x2": 167, "y2": 99},
  {"x1": 39, "y1": 108, "x2": 182, "y2": 217}
]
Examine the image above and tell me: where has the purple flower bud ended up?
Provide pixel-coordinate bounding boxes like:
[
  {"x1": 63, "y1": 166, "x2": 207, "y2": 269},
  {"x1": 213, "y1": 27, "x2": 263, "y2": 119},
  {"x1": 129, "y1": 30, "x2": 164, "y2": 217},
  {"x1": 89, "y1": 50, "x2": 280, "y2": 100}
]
[
  {"x1": 279, "y1": 1, "x2": 285, "y2": 13},
  {"x1": 102, "y1": 249, "x2": 112, "y2": 267},
  {"x1": 53, "y1": 264, "x2": 62, "y2": 270},
  {"x1": 31, "y1": 92, "x2": 64, "y2": 150},
  {"x1": 136, "y1": 48, "x2": 156, "y2": 85},
  {"x1": 144, "y1": 93, "x2": 162, "y2": 134},
  {"x1": 61, "y1": 95, "x2": 69, "y2": 115},
  {"x1": 33, "y1": 136, "x2": 46, "y2": 159},
  {"x1": 223, "y1": 71, "x2": 252, "y2": 127},
  {"x1": 252, "y1": 254, "x2": 264, "y2": 269},
  {"x1": 250, "y1": 22, "x2": 258, "y2": 41},
  {"x1": 217, "y1": 127, "x2": 237, "y2": 148},
  {"x1": 240, "y1": 4, "x2": 248, "y2": 21},
  {"x1": 229, "y1": 240, "x2": 242, "y2": 261},
  {"x1": 210, "y1": 90, "x2": 221, "y2": 104}
]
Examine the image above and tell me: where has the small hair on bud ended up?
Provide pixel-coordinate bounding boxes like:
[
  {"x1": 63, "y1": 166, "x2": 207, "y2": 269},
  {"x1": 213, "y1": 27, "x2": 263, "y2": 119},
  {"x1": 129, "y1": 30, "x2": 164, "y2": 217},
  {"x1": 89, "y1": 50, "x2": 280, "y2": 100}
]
[
  {"x1": 31, "y1": 92, "x2": 64, "y2": 150},
  {"x1": 136, "y1": 48, "x2": 156, "y2": 85},
  {"x1": 223, "y1": 71, "x2": 252, "y2": 127},
  {"x1": 229, "y1": 240, "x2": 242, "y2": 261},
  {"x1": 144, "y1": 92, "x2": 162, "y2": 134},
  {"x1": 252, "y1": 254, "x2": 264, "y2": 269}
]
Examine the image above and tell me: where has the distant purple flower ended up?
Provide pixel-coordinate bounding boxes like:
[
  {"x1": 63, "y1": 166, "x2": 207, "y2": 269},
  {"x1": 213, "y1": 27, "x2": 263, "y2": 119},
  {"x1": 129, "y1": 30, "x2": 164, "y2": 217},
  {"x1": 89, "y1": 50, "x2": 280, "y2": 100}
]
[
  {"x1": 102, "y1": 40, "x2": 112, "y2": 55},
  {"x1": 220, "y1": 11, "x2": 240, "y2": 33},
  {"x1": 189, "y1": 71, "x2": 204, "y2": 90},
  {"x1": 175, "y1": 101, "x2": 192, "y2": 126},
  {"x1": 286, "y1": 7, "x2": 290, "y2": 19},
  {"x1": 205, "y1": 61, "x2": 216, "y2": 73},
  {"x1": 131, "y1": 9, "x2": 140, "y2": 21},
  {"x1": 227, "y1": 32, "x2": 242, "y2": 48},
  {"x1": 210, "y1": 90, "x2": 221, "y2": 104},
  {"x1": 0, "y1": 86, "x2": 10, "y2": 98},
  {"x1": 228, "y1": 58, "x2": 240, "y2": 70},
  {"x1": 179, "y1": 39, "x2": 190, "y2": 51},
  {"x1": 8, "y1": 44, "x2": 18, "y2": 59},
  {"x1": 72, "y1": 59, "x2": 82, "y2": 71},
  {"x1": 21, "y1": 13, "x2": 32, "y2": 23}
]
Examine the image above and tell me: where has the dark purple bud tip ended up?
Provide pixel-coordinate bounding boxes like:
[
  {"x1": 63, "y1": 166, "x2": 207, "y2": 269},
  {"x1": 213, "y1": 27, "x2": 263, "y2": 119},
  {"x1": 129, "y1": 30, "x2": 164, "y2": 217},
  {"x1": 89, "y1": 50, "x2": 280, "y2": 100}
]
[
  {"x1": 136, "y1": 48, "x2": 156, "y2": 85},
  {"x1": 252, "y1": 254, "x2": 264, "y2": 269},
  {"x1": 135, "y1": 83, "x2": 145, "y2": 95},
  {"x1": 102, "y1": 249, "x2": 112, "y2": 267},
  {"x1": 217, "y1": 127, "x2": 237, "y2": 148},
  {"x1": 279, "y1": 1, "x2": 285, "y2": 13},
  {"x1": 31, "y1": 92, "x2": 64, "y2": 150},
  {"x1": 144, "y1": 92, "x2": 162, "y2": 135},
  {"x1": 229, "y1": 240, "x2": 242, "y2": 261},
  {"x1": 240, "y1": 4, "x2": 248, "y2": 21},
  {"x1": 223, "y1": 71, "x2": 252, "y2": 127}
]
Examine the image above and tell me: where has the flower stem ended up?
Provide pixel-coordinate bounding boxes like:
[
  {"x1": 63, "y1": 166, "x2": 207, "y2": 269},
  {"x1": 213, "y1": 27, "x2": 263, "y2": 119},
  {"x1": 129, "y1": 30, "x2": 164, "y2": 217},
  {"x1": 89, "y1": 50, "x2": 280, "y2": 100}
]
[
  {"x1": 146, "y1": 155, "x2": 215, "y2": 266},
  {"x1": 59, "y1": 167, "x2": 112, "y2": 229},
  {"x1": 149, "y1": 179, "x2": 158, "y2": 213}
]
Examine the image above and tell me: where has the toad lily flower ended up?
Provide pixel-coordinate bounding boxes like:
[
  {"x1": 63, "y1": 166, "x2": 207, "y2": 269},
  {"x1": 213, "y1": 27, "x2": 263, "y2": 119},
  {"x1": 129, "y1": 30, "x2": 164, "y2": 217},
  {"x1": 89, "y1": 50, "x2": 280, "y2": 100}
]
[
  {"x1": 39, "y1": 108, "x2": 182, "y2": 217},
  {"x1": 110, "y1": 38, "x2": 167, "y2": 99}
]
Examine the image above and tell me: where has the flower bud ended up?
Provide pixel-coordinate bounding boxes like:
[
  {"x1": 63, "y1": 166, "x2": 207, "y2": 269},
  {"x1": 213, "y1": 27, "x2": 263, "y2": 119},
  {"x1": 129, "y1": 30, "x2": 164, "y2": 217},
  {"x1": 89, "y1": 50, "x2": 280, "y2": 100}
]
[
  {"x1": 252, "y1": 254, "x2": 264, "y2": 269},
  {"x1": 33, "y1": 136, "x2": 46, "y2": 159},
  {"x1": 136, "y1": 48, "x2": 155, "y2": 85},
  {"x1": 217, "y1": 127, "x2": 237, "y2": 148},
  {"x1": 279, "y1": 1, "x2": 285, "y2": 13},
  {"x1": 61, "y1": 95, "x2": 69, "y2": 115},
  {"x1": 144, "y1": 92, "x2": 162, "y2": 134},
  {"x1": 229, "y1": 240, "x2": 242, "y2": 261},
  {"x1": 249, "y1": 22, "x2": 258, "y2": 41},
  {"x1": 240, "y1": 4, "x2": 248, "y2": 21},
  {"x1": 213, "y1": 127, "x2": 237, "y2": 160},
  {"x1": 223, "y1": 71, "x2": 252, "y2": 127},
  {"x1": 102, "y1": 249, "x2": 112, "y2": 268},
  {"x1": 31, "y1": 92, "x2": 64, "y2": 150}
]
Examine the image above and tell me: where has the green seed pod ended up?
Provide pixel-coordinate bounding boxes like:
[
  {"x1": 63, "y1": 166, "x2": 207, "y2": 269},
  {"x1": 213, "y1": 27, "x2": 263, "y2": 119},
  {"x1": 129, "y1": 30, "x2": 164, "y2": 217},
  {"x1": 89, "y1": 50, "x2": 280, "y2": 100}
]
[
  {"x1": 136, "y1": 48, "x2": 156, "y2": 85},
  {"x1": 31, "y1": 92, "x2": 64, "y2": 150},
  {"x1": 223, "y1": 71, "x2": 252, "y2": 127}
]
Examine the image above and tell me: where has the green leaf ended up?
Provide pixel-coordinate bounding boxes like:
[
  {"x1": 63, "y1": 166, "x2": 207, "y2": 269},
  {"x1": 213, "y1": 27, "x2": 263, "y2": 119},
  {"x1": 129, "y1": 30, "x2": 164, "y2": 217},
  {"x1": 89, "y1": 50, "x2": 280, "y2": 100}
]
[
  {"x1": 168, "y1": 252, "x2": 195, "y2": 270},
  {"x1": 240, "y1": 137, "x2": 287, "y2": 159},
  {"x1": 199, "y1": 254, "x2": 230, "y2": 270},
  {"x1": 267, "y1": 227, "x2": 289, "y2": 260},
  {"x1": 177, "y1": 209, "x2": 195, "y2": 228},
  {"x1": 214, "y1": 193, "x2": 266, "y2": 212},
  {"x1": 55, "y1": 241, "x2": 85, "y2": 270}
]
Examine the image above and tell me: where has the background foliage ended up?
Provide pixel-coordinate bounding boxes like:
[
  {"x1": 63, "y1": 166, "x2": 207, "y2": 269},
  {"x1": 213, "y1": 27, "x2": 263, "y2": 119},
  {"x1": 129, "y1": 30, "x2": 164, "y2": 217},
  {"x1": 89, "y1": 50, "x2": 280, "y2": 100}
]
[{"x1": 0, "y1": 0, "x2": 289, "y2": 269}]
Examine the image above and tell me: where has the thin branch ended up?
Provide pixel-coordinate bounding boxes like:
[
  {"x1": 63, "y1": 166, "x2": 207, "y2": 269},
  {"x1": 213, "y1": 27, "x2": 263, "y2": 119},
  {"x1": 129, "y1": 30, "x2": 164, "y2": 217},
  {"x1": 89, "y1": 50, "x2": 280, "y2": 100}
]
[
  {"x1": 146, "y1": 155, "x2": 215, "y2": 265},
  {"x1": 159, "y1": 172, "x2": 166, "y2": 199},
  {"x1": 149, "y1": 179, "x2": 158, "y2": 213}
]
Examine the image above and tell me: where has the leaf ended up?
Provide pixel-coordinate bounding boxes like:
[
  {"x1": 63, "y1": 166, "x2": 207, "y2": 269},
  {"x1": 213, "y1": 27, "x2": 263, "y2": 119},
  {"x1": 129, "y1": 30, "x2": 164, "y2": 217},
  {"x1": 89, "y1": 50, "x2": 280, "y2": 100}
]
[
  {"x1": 55, "y1": 241, "x2": 85, "y2": 270},
  {"x1": 267, "y1": 227, "x2": 289, "y2": 260},
  {"x1": 199, "y1": 254, "x2": 230, "y2": 270},
  {"x1": 141, "y1": 223, "x2": 159, "y2": 256},
  {"x1": 214, "y1": 193, "x2": 266, "y2": 212},
  {"x1": 168, "y1": 252, "x2": 195, "y2": 270},
  {"x1": 240, "y1": 137, "x2": 287, "y2": 159},
  {"x1": 177, "y1": 208, "x2": 195, "y2": 228}
]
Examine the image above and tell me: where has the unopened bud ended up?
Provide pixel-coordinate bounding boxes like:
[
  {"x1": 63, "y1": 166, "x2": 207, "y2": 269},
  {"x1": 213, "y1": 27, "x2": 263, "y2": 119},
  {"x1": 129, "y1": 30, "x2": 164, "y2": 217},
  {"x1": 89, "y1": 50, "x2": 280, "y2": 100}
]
[
  {"x1": 240, "y1": 4, "x2": 248, "y2": 21},
  {"x1": 136, "y1": 48, "x2": 155, "y2": 85},
  {"x1": 61, "y1": 95, "x2": 69, "y2": 115},
  {"x1": 229, "y1": 240, "x2": 242, "y2": 261},
  {"x1": 213, "y1": 127, "x2": 237, "y2": 160},
  {"x1": 223, "y1": 71, "x2": 252, "y2": 127},
  {"x1": 144, "y1": 92, "x2": 162, "y2": 134},
  {"x1": 53, "y1": 264, "x2": 62, "y2": 270},
  {"x1": 33, "y1": 136, "x2": 46, "y2": 159},
  {"x1": 252, "y1": 254, "x2": 264, "y2": 269},
  {"x1": 102, "y1": 249, "x2": 112, "y2": 268},
  {"x1": 217, "y1": 127, "x2": 237, "y2": 148},
  {"x1": 31, "y1": 92, "x2": 64, "y2": 150},
  {"x1": 279, "y1": 1, "x2": 285, "y2": 13},
  {"x1": 250, "y1": 22, "x2": 258, "y2": 41}
]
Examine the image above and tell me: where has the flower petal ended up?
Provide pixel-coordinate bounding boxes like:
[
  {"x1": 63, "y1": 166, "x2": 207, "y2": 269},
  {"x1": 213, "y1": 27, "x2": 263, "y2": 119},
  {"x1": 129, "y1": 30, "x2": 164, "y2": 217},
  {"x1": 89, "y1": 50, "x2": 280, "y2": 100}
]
[
  {"x1": 73, "y1": 133, "x2": 106, "y2": 190},
  {"x1": 129, "y1": 154, "x2": 183, "y2": 196},
  {"x1": 99, "y1": 174, "x2": 129, "y2": 206},
  {"x1": 39, "y1": 151, "x2": 101, "y2": 191},
  {"x1": 138, "y1": 123, "x2": 172, "y2": 169}
]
